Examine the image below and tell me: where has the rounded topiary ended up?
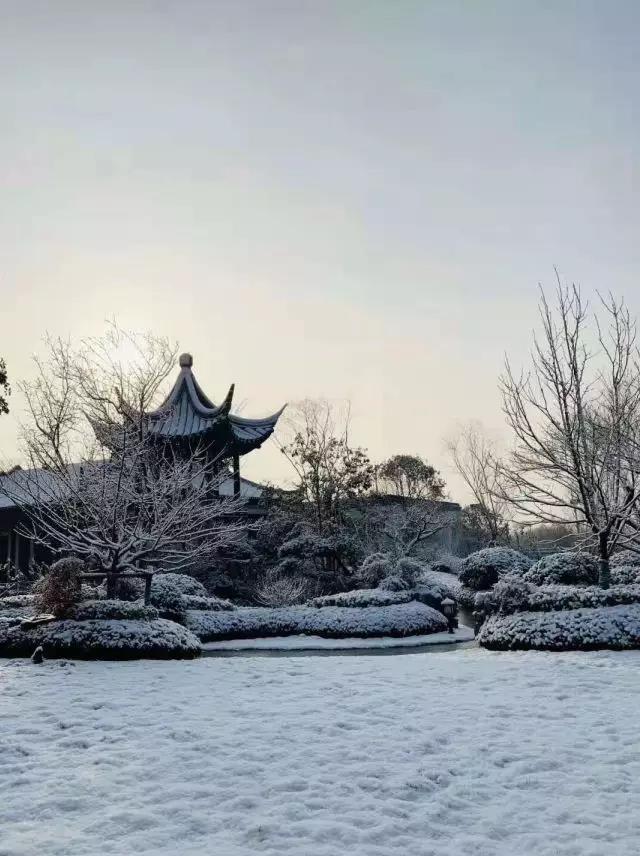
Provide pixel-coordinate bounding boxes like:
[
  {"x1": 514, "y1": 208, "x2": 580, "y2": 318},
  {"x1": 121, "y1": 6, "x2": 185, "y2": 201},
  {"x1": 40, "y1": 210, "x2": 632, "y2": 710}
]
[
  {"x1": 153, "y1": 573, "x2": 208, "y2": 597},
  {"x1": 33, "y1": 558, "x2": 85, "y2": 617},
  {"x1": 524, "y1": 552, "x2": 598, "y2": 586},
  {"x1": 459, "y1": 548, "x2": 532, "y2": 591}
]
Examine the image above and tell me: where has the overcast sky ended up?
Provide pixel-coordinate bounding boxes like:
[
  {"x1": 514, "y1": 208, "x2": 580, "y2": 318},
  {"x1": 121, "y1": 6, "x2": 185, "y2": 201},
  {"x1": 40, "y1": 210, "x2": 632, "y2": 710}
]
[{"x1": 1, "y1": 1, "x2": 639, "y2": 500}]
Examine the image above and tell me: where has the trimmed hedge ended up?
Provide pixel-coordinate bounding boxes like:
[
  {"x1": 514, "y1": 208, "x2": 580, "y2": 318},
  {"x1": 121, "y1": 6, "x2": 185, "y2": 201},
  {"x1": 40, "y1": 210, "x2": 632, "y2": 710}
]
[
  {"x1": 0, "y1": 618, "x2": 201, "y2": 660},
  {"x1": 186, "y1": 602, "x2": 448, "y2": 643},
  {"x1": 477, "y1": 578, "x2": 640, "y2": 617},
  {"x1": 309, "y1": 589, "x2": 412, "y2": 608},
  {"x1": 65, "y1": 599, "x2": 160, "y2": 621},
  {"x1": 477, "y1": 604, "x2": 640, "y2": 651}
]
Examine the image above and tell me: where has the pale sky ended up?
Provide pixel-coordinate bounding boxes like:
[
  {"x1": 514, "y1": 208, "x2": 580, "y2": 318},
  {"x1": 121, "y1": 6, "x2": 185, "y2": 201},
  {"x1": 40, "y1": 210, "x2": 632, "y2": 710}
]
[{"x1": 1, "y1": 1, "x2": 639, "y2": 501}]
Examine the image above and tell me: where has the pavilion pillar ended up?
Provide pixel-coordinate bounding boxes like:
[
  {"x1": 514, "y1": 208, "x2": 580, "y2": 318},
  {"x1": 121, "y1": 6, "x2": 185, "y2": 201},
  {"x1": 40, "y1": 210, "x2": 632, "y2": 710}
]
[{"x1": 233, "y1": 453, "x2": 241, "y2": 497}]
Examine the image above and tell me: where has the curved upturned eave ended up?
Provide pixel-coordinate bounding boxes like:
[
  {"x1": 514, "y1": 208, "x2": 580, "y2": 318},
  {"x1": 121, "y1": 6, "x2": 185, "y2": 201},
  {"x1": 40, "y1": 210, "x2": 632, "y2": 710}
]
[
  {"x1": 228, "y1": 404, "x2": 287, "y2": 450},
  {"x1": 149, "y1": 370, "x2": 234, "y2": 420}
]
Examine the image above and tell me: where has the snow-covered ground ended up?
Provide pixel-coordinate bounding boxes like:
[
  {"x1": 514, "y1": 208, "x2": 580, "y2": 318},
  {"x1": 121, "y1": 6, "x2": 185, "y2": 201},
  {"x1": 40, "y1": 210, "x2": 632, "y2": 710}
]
[{"x1": 2, "y1": 650, "x2": 640, "y2": 855}]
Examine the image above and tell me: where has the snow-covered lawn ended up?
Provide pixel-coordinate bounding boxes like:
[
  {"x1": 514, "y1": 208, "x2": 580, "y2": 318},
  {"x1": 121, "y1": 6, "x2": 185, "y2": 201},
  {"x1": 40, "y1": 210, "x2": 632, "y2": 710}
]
[{"x1": 2, "y1": 650, "x2": 640, "y2": 855}]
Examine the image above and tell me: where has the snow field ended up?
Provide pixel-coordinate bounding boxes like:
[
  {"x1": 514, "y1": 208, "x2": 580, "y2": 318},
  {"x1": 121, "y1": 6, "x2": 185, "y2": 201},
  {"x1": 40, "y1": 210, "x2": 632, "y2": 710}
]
[{"x1": 2, "y1": 649, "x2": 640, "y2": 855}]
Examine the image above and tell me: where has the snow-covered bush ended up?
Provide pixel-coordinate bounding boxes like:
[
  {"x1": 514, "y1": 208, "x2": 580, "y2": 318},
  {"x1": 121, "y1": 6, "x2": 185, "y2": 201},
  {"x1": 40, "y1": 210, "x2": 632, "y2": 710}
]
[
  {"x1": 611, "y1": 550, "x2": 640, "y2": 568},
  {"x1": 394, "y1": 557, "x2": 424, "y2": 588},
  {"x1": 33, "y1": 558, "x2": 85, "y2": 617},
  {"x1": 185, "y1": 602, "x2": 448, "y2": 642},
  {"x1": 477, "y1": 581, "x2": 640, "y2": 617},
  {"x1": 154, "y1": 573, "x2": 208, "y2": 597},
  {"x1": 356, "y1": 553, "x2": 394, "y2": 587},
  {"x1": 0, "y1": 594, "x2": 35, "y2": 609},
  {"x1": 475, "y1": 576, "x2": 533, "y2": 616},
  {"x1": 65, "y1": 599, "x2": 159, "y2": 621},
  {"x1": 610, "y1": 565, "x2": 640, "y2": 586},
  {"x1": 148, "y1": 573, "x2": 214, "y2": 615},
  {"x1": 478, "y1": 604, "x2": 640, "y2": 651},
  {"x1": 378, "y1": 574, "x2": 411, "y2": 591},
  {"x1": 309, "y1": 589, "x2": 412, "y2": 608},
  {"x1": 427, "y1": 555, "x2": 462, "y2": 577},
  {"x1": 459, "y1": 548, "x2": 532, "y2": 590},
  {"x1": 180, "y1": 594, "x2": 234, "y2": 612},
  {"x1": 0, "y1": 618, "x2": 201, "y2": 659},
  {"x1": 524, "y1": 552, "x2": 598, "y2": 586}
]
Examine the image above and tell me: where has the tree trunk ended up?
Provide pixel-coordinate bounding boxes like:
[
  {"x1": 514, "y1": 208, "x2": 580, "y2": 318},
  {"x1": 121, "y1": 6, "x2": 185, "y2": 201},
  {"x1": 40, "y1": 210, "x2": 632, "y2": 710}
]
[
  {"x1": 598, "y1": 531, "x2": 610, "y2": 589},
  {"x1": 106, "y1": 573, "x2": 118, "y2": 599}
]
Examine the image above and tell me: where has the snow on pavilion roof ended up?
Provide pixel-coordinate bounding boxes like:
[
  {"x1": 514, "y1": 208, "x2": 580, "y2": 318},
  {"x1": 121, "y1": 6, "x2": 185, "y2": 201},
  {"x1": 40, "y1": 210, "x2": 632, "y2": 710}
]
[{"x1": 146, "y1": 353, "x2": 285, "y2": 454}]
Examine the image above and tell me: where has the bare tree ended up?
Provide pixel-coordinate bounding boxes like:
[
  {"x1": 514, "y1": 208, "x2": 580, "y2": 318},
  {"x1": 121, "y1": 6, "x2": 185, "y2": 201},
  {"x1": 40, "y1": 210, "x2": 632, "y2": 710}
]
[
  {"x1": 253, "y1": 568, "x2": 314, "y2": 607},
  {"x1": 350, "y1": 500, "x2": 456, "y2": 561},
  {"x1": 7, "y1": 438, "x2": 246, "y2": 595},
  {"x1": 0, "y1": 356, "x2": 9, "y2": 416},
  {"x1": 447, "y1": 422, "x2": 509, "y2": 544},
  {"x1": 18, "y1": 323, "x2": 179, "y2": 470},
  {"x1": 499, "y1": 279, "x2": 640, "y2": 586},
  {"x1": 11, "y1": 324, "x2": 245, "y2": 595}
]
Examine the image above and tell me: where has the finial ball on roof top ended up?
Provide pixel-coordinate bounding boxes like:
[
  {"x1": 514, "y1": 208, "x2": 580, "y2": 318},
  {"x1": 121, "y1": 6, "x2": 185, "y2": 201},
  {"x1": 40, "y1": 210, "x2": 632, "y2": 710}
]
[{"x1": 179, "y1": 353, "x2": 193, "y2": 368}]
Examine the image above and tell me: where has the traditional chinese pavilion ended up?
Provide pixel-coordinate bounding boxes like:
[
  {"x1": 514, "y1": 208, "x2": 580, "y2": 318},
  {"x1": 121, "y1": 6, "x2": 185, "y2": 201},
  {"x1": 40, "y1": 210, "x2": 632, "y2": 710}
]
[{"x1": 145, "y1": 353, "x2": 285, "y2": 494}]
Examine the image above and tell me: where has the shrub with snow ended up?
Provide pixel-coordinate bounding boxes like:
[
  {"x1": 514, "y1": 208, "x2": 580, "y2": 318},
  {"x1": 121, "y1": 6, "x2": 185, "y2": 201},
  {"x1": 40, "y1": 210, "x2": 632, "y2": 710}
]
[
  {"x1": 478, "y1": 604, "x2": 640, "y2": 651},
  {"x1": 180, "y1": 594, "x2": 234, "y2": 612},
  {"x1": 475, "y1": 576, "x2": 533, "y2": 616},
  {"x1": 427, "y1": 555, "x2": 462, "y2": 577},
  {"x1": 378, "y1": 574, "x2": 411, "y2": 591},
  {"x1": 0, "y1": 594, "x2": 35, "y2": 609},
  {"x1": 309, "y1": 589, "x2": 412, "y2": 608},
  {"x1": 65, "y1": 599, "x2": 160, "y2": 621},
  {"x1": 524, "y1": 552, "x2": 599, "y2": 586},
  {"x1": 477, "y1": 579, "x2": 640, "y2": 617},
  {"x1": 459, "y1": 548, "x2": 532, "y2": 591},
  {"x1": 185, "y1": 602, "x2": 448, "y2": 642},
  {"x1": 148, "y1": 573, "x2": 223, "y2": 615},
  {"x1": 33, "y1": 558, "x2": 85, "y2": 617},
  {"x1": 610, "y1": 550, "x2": 640, "y2": 568},
  {"x1": 356, "y1": 554, "x2": 394, "y2": 587},
  {"x1": 610, "y1": 565, "x2": 640, "y2": 586},
  {"x1": 0, "y1": 617, "x2": 201, "y2": 659}
]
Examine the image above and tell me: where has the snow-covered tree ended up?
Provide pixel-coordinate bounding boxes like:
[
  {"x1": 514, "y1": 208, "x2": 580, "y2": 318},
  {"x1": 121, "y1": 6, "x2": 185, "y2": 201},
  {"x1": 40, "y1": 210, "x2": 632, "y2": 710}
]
[
  {"x1": 374, "y1": 454, "x2": 445, "y2": 501},
  {"x1": 11, "y1": 325, "x2": 246, "y2": 595},
  {"x1": 10, "y1": 438, "x2": 246, "y2": 595},
  {"x1": 0, "y1": 356, "x2": 9, "y2": 416},
  {"x1": 447, "y1": 422, "x2": 509, "y2": 544},
  {"x1": 351, "y1": 499, "x2": 456, "y2": 561},
  {"x1": 279, "y1": 399, "x2": 374, "y2": 534},
  {"x1": 499, "y1": 279, "x2": 640, "y2": 587}
]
